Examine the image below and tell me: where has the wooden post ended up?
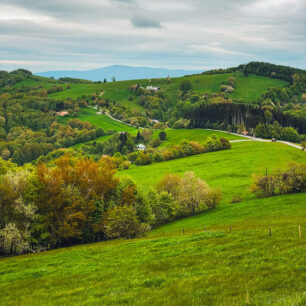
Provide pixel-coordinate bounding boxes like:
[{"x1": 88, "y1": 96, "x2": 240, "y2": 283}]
[
  {"x1": 245, "y1": 285, "x2": 250, "y2": 305},
  {"x1": 269, "y1": 228, "x2": 271, "y2": 236},
  {"x1": 229, "y1": 226, "x2": 231, "y2": 233},
  {"x1": 299, "y1": 225, "x2": 302, "y2": 239},
  {"x1": 182, "y1": 228, "x2": 184, "y2": 234}
]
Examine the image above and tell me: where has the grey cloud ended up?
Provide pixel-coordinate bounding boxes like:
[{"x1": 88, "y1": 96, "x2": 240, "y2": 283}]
[
  {"x1": 0, "y1": 0, "x2": 305, "y2": 71},
  {"x1": 131, "y1": 16, "x2": 162, "y2": 28}
]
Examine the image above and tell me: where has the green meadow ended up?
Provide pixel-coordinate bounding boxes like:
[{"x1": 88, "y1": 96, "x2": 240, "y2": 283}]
[
  {"x1": 121, "y1": 141, "x2": 306, "y2": 202},
  {"x1": 153, "y1": 128, "x2": 244, "y2": 148},
  {"x1": 46, "y1": 73, "x2": 288, "y2": 106},
  {"x1": 58, "y1": 107, "x2": 137, "y2": 134},
  {"x1": 0, "y1": 192, "x2": 304, "y2": 305},
  {"x1": 0, "y1": 134, "x2": 305, "y2": 305}
]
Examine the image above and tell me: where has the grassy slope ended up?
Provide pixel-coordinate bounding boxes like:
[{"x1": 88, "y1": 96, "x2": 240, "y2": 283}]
[
  {"x1": 153, "y1": 129, "x2": 243, "y2": 148},
  {"x1": 0, "y1": 193, "x2": 305, "y2": 305},
  {"x1": 60, "y1": 108, "x2": 244, "y2": 149},
  {"x1": 58, "y1": 107, "x2": 137, "y2": 134},
  {"x1": 121, "y1": 141, "x2": 306, "y2": 203},
  {"x1": 48, "y1": 73, "x2": 287, "y2": 107},
  {"x1": 57, "y1": 107, "x2": 137, "y2": 148},
  {"x1": 0, "y1": 142, "x2": 304, "y2": 305},
  {"x1": 13, "y1": 77, "x2": 57, "y2": 89}
]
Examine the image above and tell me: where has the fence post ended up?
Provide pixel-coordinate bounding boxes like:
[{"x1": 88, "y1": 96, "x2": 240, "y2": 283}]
[
  {"x1": 269, "y1": 228, "x2": 271, "y2": 237},
  {"x1": 299, "y1": 225, "x2": 302, "y2": 239}
]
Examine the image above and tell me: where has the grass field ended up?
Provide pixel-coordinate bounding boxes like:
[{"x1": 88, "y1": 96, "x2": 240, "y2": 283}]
[
  {"x1": 153, "y1": 129, "x2": 244, "y2": 148},
  {"x1": 0, "y1": 138, "x2": 305, "y2": 305},
  {"x1": 121, "y1": 141, "x2": 306, "y2": 203},
  {"x1": 13, "y1": 77, "x2": 57, "y2": 89},
  {"x1": 0, "y1": 192, "x2": 304, "y2": 305},
  {"x1": 58, "y1": 107, "x2": 137, "y2": 134}
]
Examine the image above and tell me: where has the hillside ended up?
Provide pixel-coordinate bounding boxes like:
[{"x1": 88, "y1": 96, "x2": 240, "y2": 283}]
[
  {"x1": 46, "y1": 72, "x2": 288, "y2": 105},
  {"x1": 0, "y1": 62, "x2": 305, "y2": 305},
  {"x1": 0, "y1": 191, "x2": 304, "y2": 305},
  {"x1": 121, "y1": 141, "x2": 305, "y2": 201},
  {"x1": 36, "y1": 65, "x2": 203, "y2": 82}
]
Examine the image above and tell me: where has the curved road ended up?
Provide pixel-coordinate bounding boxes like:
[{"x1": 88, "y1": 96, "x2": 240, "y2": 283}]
[{"x1": 100, "y1": 112, "x2": 304, "y2": 151}]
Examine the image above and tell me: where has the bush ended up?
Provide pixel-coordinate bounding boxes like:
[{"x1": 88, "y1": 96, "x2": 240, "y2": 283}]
[
  {"x1": 159, "y1": 131, "x2": 167, "y2": 141},
  {"x1": 157, "y1": 171, "x2": 222, "y2": 216},
  {"x1": 180, "y1": 80, "x2": 192, "y2": 91},
  {"x1": 250, "y1": 162, "x2": 305, "y2": 197},
  {"x1": 231, "y1": 195, "x2": 243, "y2": 204},
  {"x1": 219, "y1": 137, "x2": 231, "y2": 150},
  {"x1": 104, "y1": 206, "x2": 149, "y2": 239},
  {"x1": 151, "y1": 138, "x2": 161, "y2": 148},
  {"x1": 204, "y1": 187, "x2": 222, "y2": 209},
  {"x1": 121, "y1": 161, "x2": 131, "y2": 170}
]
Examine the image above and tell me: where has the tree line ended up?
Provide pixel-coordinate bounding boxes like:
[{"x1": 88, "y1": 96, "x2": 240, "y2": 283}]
[{"x1": 0, "y1": 155, "x2": 221, "y2": 256}]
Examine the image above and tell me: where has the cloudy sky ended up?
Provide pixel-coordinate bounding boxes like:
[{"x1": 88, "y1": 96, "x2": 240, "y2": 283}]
[{"x1": 0, "y1": 0, "x2": 305, "y2": 72}]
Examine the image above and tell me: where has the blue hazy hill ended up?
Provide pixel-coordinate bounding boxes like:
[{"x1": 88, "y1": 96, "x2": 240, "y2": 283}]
[{"x1": 36, "y1": 65, "x2": 203, "y2": 81}]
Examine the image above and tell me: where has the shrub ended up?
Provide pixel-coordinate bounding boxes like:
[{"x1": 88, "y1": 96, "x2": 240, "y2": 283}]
[
  {"x1": 231, "y1": 195, "x2": 243, "y2": 204},
  {"x1": 104, "y1": 206, "x2": 149, "y2": 239},
  {"x1": 151, "y1": 138, "x2": 161, "y2": 148},
  {"x1": 250, "y1": 162, "x2": 305, "y2": 197},
  {"x1": 178, "y1": 171, "x2": 209, "y2": 215},
  {"x1": 219, "y1": 137, "x2": 231, "y2": 150},
  {"x1": 157, "y1": 173, "x2": 182, "y2": 198},
  {"x1": 159, "y1": 130, "x2": 167, "y2": 141},
  {"x1": 250, "y1": 174, "x2": 276, "y2": 197},
  {"x1": 121, "y1": 161, "x2": 131, "y2": 170},
  {"x1": 180, "y1": 80, "x2": 192, "y2": 91},
  {"x1": 204, "y1": 187, "x2": 222, "y2": 209}
]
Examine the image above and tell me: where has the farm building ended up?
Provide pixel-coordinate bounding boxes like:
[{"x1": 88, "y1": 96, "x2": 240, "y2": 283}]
[
  {"x1": 146, "y1": 86, "x2": 160, "y2": 92},
  {"x1": 136, "y1": 144, "x2": 146, "y2": 151},
  {"x1": 56, "y1": 111, "x2": 69, "y2": 116}
]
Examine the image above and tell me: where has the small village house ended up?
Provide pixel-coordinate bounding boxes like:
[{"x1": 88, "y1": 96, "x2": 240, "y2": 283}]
[{"x1": 136, "y1": 144, "x2": 146, "y2": 151}]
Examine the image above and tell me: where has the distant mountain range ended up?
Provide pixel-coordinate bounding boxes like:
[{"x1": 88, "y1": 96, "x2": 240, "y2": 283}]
[{"x1": 36, "y1": 65, "x2": 203, "y2": 81}]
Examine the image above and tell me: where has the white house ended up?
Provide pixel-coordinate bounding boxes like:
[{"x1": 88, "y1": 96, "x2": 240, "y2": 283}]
[
  {"x1": 146, "y1": 86, "x2": 160, "y2": 92},
  {"x1": 136, "y1": 144, "x2": 146, "y2": 151}
]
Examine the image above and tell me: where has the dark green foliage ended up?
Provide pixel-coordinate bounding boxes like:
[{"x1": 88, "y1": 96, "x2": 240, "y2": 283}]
[
  {"x1": 159, "y1": 130, "x2": 167, "y2": 140},
  {"x1": 254, "y1": 122, "x2": 300, "y2": 142},
  {"x1": 58, "y1": 77, "x2": 93, "y2": 84},
  {"x1": 239, "y1": 61, "x2": 306, "y2": 82},
  {"x1": 180, "y1": 80, "x2": 192, "y2": 91}
]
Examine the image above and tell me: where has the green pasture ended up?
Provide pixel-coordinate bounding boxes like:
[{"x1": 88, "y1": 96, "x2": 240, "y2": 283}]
[
  {"x1": 153, "y1": 129, "x2": 244, "y2": 148},
  {"x1": 121, "y1": 141, "x2": 306, "y2": 203},
  {"x1": 42, "y1": 73, "x2": 288, "y2": 107},
  {"x1": 0, "y1": 192, "x2": 304, "y2": 305},
  {"x1": 58, "y1": 107, "x2": 137, "y2": 134}
]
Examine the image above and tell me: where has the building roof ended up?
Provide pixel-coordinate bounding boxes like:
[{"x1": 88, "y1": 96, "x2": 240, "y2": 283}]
[
  {"x1": 56, "y1": 111, "x2": 68, "y2": 116},
  {"x1": 136, "y1": 144, "x2": 146, "y2": 150}
]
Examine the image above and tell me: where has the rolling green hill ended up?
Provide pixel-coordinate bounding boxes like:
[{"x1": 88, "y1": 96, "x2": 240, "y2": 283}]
[
  {"x1": 11, "y1": 71, "x2": 287, "y2": 109},
  {"x1": 58, "y1": 107, "x2": 137, "y2": 134},
  {"x1": 121, "y1": 141, "x2": 306, "y2": 202},
  {"x1": 48, "y1": 73, "x2": 287, "y2": 107}
]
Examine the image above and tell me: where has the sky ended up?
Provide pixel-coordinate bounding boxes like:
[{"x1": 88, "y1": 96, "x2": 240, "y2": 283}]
[{"x1": 0, "y1": 0, "x2": 305, "y2": 72}]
